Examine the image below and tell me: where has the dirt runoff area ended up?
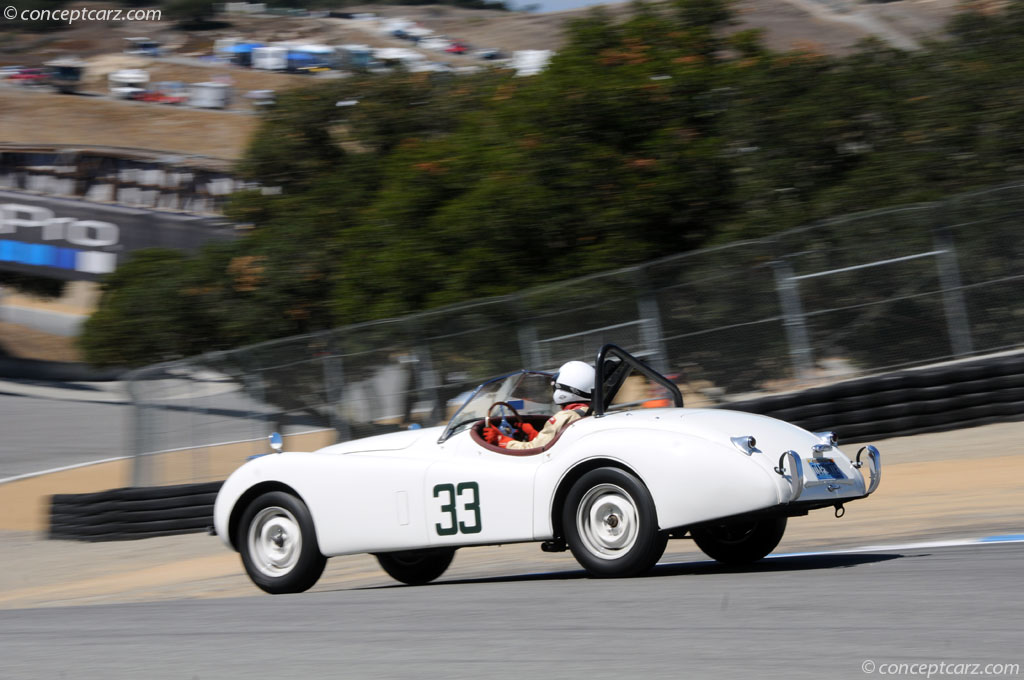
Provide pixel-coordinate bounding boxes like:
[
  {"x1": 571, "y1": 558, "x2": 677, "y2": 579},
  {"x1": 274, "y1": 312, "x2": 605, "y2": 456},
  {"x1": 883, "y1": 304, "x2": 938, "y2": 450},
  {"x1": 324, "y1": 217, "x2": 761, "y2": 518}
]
[
  {"x1": 0, "y1": 420, "x2": 1020, "y2": 609},
  {"x1": 0, "y1": 86, "x2": 259, "y2": 159}
]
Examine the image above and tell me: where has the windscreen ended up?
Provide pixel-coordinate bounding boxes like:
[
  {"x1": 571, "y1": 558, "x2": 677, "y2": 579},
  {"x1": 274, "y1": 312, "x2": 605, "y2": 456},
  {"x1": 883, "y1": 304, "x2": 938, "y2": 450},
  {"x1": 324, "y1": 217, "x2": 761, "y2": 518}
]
[{"x1": 441, "y1": 371, "x2": 555, "y2": 441}]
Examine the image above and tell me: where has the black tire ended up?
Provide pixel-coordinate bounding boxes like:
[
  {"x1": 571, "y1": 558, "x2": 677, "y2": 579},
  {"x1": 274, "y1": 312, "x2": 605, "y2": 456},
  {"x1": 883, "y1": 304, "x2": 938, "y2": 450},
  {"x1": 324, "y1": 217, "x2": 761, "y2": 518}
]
[
  {"x1": 375, "y1": 548, "x2": 456, "y2": 585},
  {"x1": 692, "y1": 516, "x2": 787, "y2": 565},
  {"x1": 238, "y1": 491, "x2": 327, "y2": 594},
  {"x1": 562, "y1": 467, "x2": 667, "y2": 578}
]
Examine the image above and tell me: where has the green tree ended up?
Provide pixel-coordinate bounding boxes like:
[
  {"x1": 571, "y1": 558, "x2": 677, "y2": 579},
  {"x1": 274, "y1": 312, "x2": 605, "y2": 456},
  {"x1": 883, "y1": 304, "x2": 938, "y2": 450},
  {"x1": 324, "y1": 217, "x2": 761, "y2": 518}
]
[{"x1": 78, "y1": 250, "x2": 194, "y2": 366}]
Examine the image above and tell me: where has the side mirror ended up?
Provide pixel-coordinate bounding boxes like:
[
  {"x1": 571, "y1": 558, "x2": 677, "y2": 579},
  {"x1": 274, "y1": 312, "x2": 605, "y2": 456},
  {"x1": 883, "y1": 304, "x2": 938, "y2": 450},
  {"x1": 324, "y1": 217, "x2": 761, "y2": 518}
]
[{"x1": 269, "y1": 431, "x2": 284, "y2": 454}]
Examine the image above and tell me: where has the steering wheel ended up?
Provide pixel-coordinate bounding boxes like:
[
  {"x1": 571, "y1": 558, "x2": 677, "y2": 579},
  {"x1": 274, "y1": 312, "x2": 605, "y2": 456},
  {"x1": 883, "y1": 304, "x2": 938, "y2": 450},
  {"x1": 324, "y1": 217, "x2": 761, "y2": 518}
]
[{"x1": 485, "y1": 401, "x2": 524, "y2": 436}]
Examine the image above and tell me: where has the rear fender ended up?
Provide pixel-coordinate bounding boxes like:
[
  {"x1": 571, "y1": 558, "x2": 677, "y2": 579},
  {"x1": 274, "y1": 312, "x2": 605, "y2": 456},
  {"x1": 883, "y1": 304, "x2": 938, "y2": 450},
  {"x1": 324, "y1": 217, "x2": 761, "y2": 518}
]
[{"x1": 535, "y1": 429, "x2": 783, "y2": 538}]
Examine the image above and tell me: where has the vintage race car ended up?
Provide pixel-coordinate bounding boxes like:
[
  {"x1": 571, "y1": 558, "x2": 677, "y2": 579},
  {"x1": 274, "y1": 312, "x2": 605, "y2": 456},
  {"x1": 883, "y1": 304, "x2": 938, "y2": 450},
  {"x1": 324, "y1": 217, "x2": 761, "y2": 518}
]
[{"x1": 213, "y1": 344, "x2": 881, "y2": 594}]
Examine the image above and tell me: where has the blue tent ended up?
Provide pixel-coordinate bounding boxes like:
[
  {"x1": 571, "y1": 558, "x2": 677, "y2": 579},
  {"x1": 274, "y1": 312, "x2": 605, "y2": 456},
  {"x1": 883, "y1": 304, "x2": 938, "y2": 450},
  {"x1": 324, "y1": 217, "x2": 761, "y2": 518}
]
[{"x1": 224, "y1": 42, "x2": 264, "y2": 54}]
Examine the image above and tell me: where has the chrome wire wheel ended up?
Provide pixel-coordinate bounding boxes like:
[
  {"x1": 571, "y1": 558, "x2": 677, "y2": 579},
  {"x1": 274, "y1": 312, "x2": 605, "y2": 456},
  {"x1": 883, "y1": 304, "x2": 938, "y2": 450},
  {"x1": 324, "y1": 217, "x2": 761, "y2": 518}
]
[
  {"x1": 575, "y1": 483, "x2": 640, "y2": 560},
  {"x1": 247, "y1": 505, "x2": 303, "y2": 578}
]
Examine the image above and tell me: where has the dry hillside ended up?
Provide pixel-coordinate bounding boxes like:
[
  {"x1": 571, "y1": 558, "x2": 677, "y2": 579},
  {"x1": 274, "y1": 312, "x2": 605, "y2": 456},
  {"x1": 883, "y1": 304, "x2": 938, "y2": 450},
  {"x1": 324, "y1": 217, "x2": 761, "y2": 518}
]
[{"x1": 0, "y1": 0, "x2": 965, "y2": 158}]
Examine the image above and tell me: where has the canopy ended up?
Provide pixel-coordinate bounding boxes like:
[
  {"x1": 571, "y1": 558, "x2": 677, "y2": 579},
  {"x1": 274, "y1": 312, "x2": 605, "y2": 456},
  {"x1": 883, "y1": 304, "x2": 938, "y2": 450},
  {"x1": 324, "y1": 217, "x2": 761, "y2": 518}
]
[{"x1": 224, "y1": 42, "x2": 264, "y2": 54}]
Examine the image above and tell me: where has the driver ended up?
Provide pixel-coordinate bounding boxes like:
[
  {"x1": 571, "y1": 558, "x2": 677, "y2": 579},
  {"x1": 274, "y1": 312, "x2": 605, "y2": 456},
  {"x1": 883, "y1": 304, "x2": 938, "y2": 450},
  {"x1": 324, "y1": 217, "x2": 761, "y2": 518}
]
[{"x1": 484, "y1": 360, "x2": 595, "y2": 450}]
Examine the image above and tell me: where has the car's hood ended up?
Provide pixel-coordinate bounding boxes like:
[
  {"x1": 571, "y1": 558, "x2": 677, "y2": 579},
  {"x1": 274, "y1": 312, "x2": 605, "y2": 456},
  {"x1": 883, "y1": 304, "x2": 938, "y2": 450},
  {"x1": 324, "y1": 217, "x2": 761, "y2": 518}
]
[{"x1": 315, "y1": 426, "x2": 445, "y2": 455}]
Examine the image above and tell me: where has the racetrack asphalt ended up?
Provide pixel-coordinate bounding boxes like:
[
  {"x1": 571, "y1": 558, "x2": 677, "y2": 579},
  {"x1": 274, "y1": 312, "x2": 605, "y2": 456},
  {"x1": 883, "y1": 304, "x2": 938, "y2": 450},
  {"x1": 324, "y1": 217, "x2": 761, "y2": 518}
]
[{"x1": 0, "y1": 541, "x2": 1021, "y2": 680}]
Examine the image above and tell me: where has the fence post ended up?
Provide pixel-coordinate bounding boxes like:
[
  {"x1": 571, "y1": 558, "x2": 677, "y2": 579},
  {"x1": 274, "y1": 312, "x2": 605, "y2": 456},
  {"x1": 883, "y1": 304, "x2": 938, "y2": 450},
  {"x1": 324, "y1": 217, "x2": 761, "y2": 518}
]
[
  {"x1": 194, "y1": 356, "x2": 209, "y2": 484},
  {"x1": 932, "y1": 223, "x2": 974, "y2": 357},
  {"x1": 771, "y1": 259, "x2": 815, "y2": 381},
  {"x1": 126, "y1": 368, "x2": 150, "y2": 488},
  {"x1": 411, "y1": 337, "x2": 441, "y2": 428},
  {"x1": 322, "y1": 332, "x2": 350, "y2": 442},
  {"x1": 242, "y1": 368, "x2": 267, "y2": 439},
  {"x1": 633, "y1": 266, "x2": 669, "y2": 374},
  {"x1": 513, "y1": 294, "x2": 543, "y2": 369}
]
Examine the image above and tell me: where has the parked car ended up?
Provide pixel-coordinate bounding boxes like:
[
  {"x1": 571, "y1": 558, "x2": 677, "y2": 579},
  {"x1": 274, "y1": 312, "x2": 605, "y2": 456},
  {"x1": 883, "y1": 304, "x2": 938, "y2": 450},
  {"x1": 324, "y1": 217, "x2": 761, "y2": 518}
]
[
  {"x1": 10, "y1": 68, "x2": 49, "y2": 85},
  {"x1": 133, "y1": 82, "x2": 187, "y2": 104},
  {"x1": 213, "y1": 344, "x2": 881, "y2": 594},
  {"x1": 420, "y1": 37, "x2": 453, "y2": 52},
  {"x1": 0, "y1": 65, "x2": 26, "y2": 79},
  {"x1": 245, "y1": 89, "x2": 276, "y2": 108},
  {"x1": 45, "y1": 58, "x2": 86, "y2": 94},
  {"x1": 474, "y1": 48, "x2": 505, "y2": 61}
]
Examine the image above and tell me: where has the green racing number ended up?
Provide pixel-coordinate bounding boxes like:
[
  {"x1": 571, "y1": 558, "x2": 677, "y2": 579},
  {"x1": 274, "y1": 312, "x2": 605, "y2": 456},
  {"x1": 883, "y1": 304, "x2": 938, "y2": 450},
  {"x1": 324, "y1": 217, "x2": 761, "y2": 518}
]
[{"x1": 433, "y1": 482, "x2": 482, "y2": 536}]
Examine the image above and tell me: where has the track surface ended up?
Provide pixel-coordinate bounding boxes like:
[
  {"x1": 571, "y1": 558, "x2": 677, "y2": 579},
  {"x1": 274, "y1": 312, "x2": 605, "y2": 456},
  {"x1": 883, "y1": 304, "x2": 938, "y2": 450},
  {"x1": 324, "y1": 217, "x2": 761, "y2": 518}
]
[{"x1": 1, "y1": 542, "x2": 1021, "y2": 680}]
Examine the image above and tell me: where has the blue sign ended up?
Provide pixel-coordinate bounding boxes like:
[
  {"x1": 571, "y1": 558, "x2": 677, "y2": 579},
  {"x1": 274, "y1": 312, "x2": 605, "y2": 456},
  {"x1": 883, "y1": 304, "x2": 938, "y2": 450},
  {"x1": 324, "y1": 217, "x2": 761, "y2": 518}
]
[{"x1": 0, "y1": 239, "x2": 113, "y2": 274}]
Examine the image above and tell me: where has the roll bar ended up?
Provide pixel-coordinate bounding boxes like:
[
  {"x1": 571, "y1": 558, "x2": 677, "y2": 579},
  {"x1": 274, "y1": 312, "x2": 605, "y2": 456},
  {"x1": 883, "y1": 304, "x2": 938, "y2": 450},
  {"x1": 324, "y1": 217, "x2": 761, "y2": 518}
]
[{"x1": 592, "y1": 344, "x2": 683, "y2": 416}]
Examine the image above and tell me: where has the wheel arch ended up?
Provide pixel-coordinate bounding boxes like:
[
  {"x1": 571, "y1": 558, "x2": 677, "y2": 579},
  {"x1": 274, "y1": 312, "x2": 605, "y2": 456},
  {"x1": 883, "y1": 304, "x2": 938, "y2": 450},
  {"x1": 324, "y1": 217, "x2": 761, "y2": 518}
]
[
  {"x1": 549, "y1": 458, "x2": 647, "y2": 541},
  {"x1": 227, "y1": 481, "x2": 313, "y2": 552}
]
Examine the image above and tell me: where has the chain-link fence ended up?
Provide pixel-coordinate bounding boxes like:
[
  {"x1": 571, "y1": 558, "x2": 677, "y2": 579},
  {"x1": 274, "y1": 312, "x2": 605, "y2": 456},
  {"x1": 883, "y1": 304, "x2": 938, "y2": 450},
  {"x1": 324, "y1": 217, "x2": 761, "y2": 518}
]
[{"x1": 126, "y1": 182, "x2": 1024, "y2": 486}]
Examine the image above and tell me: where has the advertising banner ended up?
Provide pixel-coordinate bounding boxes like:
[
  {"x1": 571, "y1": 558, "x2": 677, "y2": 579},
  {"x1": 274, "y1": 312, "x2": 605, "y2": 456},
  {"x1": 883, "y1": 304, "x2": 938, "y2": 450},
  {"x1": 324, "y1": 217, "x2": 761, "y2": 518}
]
[{"x1": 0, "y1": 191, "x2": 238, "y2": 281}]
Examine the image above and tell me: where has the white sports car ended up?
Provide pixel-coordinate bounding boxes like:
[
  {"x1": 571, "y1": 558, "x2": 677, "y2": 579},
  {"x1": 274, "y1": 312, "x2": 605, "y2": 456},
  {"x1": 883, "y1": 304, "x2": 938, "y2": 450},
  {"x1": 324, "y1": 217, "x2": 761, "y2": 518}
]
[{"x1": 213, "y1": 345, "x2": 881, "y2": 594}]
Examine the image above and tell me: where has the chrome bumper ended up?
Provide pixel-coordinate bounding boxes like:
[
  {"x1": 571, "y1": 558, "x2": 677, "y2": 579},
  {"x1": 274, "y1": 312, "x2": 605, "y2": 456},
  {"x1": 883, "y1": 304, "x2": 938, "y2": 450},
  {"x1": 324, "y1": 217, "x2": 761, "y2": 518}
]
[
  {"x1": 775, "y1": 444, "x2": 881, "y2": 503},
  {"x1": 775, "y1": 450, "x2": 805, "y2": 502},
  {"x1": 855, "y1": 445, "x2": 882, "y2": 496}
]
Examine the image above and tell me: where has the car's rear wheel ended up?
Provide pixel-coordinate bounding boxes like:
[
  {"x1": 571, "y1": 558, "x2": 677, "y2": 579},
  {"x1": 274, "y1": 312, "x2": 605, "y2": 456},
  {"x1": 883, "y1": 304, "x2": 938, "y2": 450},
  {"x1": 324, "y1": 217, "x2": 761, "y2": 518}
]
[
  {"x1": 376, "y1": 548, "x2": 456, "y2": 585},
  {"x1": 563, "y1": 467, "x2": 667, "y2": 578},
  {"x1": 239, "y1": 491, "x2": 326, "y2": 594},
  {"x1": 691, "y1": 516, "x2": 787, "y2": 565}
]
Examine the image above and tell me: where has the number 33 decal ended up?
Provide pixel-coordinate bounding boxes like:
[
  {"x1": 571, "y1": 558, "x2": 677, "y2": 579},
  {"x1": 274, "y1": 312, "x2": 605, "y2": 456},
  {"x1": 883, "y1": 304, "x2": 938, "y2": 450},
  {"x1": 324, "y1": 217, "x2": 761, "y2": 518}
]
[{"x1": 434, "y1": 482, "x2": 481, "y2": 536}]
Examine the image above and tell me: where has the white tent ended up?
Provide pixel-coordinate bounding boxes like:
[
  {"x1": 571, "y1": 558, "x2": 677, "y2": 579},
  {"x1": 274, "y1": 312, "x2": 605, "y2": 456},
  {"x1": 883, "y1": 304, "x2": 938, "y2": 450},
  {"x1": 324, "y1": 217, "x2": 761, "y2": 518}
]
[
  {"x1": 108, "y1": 69, "x2": 149, "y2": 97},
  {"x1": 512, "y1": 50, "x2": 553, "y2": 77},
  {"x1": 190, "y1": 81, "x2": 231, "y2": 109},
  {"x1": 252, "y1": 46, "x2": 288, "y2": 71}
]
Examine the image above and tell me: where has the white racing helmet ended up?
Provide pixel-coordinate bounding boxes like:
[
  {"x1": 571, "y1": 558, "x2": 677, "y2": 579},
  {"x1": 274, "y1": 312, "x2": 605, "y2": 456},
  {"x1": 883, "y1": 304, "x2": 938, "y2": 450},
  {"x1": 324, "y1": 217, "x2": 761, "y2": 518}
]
[{"x1": 552, "y1": 360, "x2": 595, "y2": 405}]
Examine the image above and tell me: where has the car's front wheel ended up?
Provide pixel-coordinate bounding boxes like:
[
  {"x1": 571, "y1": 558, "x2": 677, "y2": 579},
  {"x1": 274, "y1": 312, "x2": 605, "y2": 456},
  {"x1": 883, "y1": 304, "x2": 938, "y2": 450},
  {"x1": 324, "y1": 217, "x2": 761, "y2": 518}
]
[
  {"x1": 239, "y1": 491, "x2": 327, "y2": 594},
  {"x1": 691, "y1": 516, "x2": 787, "y2": 565},
  {"x1": 563, "y1": 467, "x2": 667, "y2": 578},
  {"x1": 376, "y1": 548, "x2": 456, "y2": 585}
]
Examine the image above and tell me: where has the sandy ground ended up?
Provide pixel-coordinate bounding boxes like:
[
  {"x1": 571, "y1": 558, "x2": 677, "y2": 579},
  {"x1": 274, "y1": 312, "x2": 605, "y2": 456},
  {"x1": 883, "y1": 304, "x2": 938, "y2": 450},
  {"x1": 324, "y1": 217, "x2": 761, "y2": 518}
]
[
  {"x1": 0, "y1": 322, "x2": 82, "y2": 362},
  {"x1": 0, "y1": 420, "x2": 1020, "y2": 609},
  {"x1": 0, "y1": 85, "x2": 259, "y2": 158}
]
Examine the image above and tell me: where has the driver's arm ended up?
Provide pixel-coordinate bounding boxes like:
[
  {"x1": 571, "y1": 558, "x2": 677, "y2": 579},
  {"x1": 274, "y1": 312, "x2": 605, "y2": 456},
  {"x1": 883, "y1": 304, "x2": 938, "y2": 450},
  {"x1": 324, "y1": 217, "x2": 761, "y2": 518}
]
[{"x1": 502, "y1": 409, "x2": 581, "y2": 449}]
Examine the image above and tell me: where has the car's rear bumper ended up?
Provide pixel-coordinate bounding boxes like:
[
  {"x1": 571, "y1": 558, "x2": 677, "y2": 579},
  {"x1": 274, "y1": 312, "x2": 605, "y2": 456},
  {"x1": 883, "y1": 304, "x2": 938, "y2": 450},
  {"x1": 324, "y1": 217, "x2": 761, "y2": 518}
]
[{"x1": 775, "y1": 444, "x2": 880, "y2": 505}]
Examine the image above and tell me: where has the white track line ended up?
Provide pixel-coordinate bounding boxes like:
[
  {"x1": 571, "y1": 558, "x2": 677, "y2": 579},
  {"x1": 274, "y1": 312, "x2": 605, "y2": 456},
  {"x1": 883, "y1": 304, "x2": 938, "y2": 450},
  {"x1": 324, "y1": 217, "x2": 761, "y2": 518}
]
[{"x1": 769, "y1": 534, "x2": 1024, "y2": 559}]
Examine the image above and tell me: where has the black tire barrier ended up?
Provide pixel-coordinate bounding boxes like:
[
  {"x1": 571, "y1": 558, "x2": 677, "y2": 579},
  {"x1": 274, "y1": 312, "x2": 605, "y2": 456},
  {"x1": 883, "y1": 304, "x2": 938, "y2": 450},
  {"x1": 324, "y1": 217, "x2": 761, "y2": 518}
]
[
  {"x1": 723, "y1": 352, "x2": 1024, "y2": 442},
  {"x1": 49, "y1": 481, "x2": 222, "y2": 542}
]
